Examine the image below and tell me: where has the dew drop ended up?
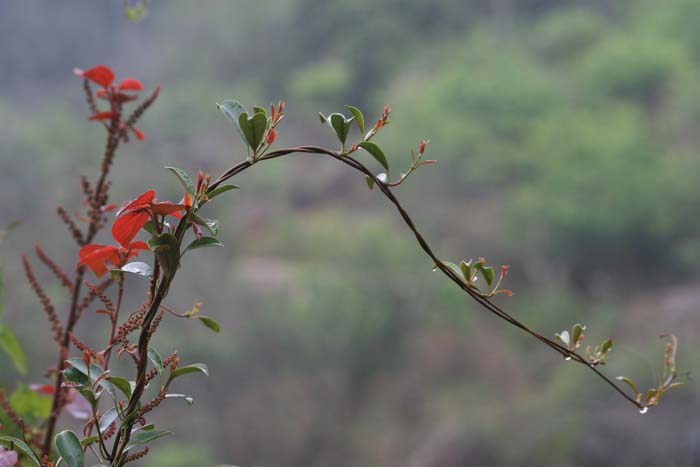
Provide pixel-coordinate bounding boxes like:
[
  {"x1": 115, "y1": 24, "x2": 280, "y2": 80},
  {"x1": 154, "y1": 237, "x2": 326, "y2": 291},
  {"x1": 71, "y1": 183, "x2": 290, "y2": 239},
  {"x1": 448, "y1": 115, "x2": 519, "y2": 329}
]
[
  {"x1": 432, "y1": 266, "x2": 438, "y2": 272},
  {"x1": 639, "y1": 407, "x2": 648, "y2": 414},
  {"x1": 564, "y1": 356, "x2": 572, "y2": 361}
]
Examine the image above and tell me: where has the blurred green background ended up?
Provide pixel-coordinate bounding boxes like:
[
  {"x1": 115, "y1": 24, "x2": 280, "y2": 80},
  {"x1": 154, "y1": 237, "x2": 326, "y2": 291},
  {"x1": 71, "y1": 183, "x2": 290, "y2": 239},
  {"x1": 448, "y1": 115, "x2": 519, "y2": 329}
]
[{"x1": 1, "y1": 1, "x2": 699, "y2": 466}]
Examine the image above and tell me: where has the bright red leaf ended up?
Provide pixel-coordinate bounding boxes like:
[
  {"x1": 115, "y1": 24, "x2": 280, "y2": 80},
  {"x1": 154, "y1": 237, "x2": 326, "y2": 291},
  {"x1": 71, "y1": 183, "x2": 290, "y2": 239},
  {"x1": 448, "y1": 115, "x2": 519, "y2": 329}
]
[{"x1": 74, "y1": 64, "x2": 115, "y2": 87}]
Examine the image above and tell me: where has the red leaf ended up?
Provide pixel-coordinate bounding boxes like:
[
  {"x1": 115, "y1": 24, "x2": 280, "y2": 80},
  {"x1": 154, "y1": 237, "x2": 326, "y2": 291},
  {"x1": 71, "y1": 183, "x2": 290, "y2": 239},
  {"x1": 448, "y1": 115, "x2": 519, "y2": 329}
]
[
  {"x1": 78, "y1": 244, "x2": 120, "y2": 276},
  {"x1": 79, "y1": 65, "x2": 115, "y2": 87},
  {"x1": 112, "y1": 210, "x2": 151, "y2": 247},
  {"x1": 119, "y1": 78, "x2": 143, "y2": 91},
  {"x1": 88, "y1": 111, "x2": 116, "y2": 121},
  {"x1": 117, "y1": 190, "x2": 156, "y2": 216},
  {"x1": 151, "y1": 201, "x2": 186, "y2": 216}
]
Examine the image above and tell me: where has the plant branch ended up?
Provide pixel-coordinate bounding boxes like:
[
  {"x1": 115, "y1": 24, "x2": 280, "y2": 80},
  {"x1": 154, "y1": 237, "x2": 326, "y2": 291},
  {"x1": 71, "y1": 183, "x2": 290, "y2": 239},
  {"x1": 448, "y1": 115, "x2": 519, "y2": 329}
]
[{"x1": 208, "y1": 145, "x2": 642, "y2": 409}]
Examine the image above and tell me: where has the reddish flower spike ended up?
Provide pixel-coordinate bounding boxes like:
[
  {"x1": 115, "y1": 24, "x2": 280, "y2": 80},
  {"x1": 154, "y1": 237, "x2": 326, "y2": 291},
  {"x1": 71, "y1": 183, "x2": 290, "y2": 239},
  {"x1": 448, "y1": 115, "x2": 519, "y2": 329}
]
[
  {"x1": 130, "y1": 127, "x2": 146, "y2": 141},
  {"x1": 267, "y1": 128, "x2": 276, "y2": 145},
  {"x1": 89, "y1": 111, "x2": 117, "y2": 121}
]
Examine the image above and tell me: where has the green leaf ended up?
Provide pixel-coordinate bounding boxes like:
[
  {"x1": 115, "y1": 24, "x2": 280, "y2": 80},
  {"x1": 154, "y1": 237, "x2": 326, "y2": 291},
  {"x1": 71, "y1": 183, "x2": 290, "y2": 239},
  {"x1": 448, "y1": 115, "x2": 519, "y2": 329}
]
[
  {"x1": 55, "y1": 430, "x2": 84, "y2": 467},
  {"x1": 165, "y1": 166, "x2": 195, "y2": 194},
  {"x1": 358, "y1": 141, "x2": 389, "y2": 171},
  {"x1": 474, "y1": 263, "x2": 494, "y2": 287},
  {"x1": 148, "y1": 347, "x2": 164, "y2": 376},
  {"x1": 142, "y1": 220, "x2": 159, "y2": 235},
  {"x1": 65, "y1": 358, "x2": 117, "y2": 401},
  {"x1": 555, "y1": 330, "x2": 571, "y2": 347},
  {"x1": 217, "y1": 100, "x2": 248, "y2": 142},
  {"x1": 206, "y1": 184, "x2": 239, "y2": 200},
  {"x1": 120, "y1": 262, "x2": 151, "y2": 277},
  {"x1": 123, "y1": 429, "x2": 172, "y2": 452},
  {"x1": 165, "y1": 393, "x2": 194, "y2": 406},
  {"x1": 80, "y1": 436, "x2": 99, "y2": 447},
  {"x1": 616, "y1": 376, "x2": 640, "y2": 395},
  {"x1": 169, "y1": 363, "x2": 209, "y2": 382},
  {"x1": 318, "y1": 112, "x2": 327, "y2": 124},
  {"x1": 459, "y1": 261, "x2": 473, "y2": 282},
  {"x1": 572, "y1": 324, "x2": 585, "y2": 346},
  {"x1": 108, "y1": 377, "x2": 132, "y2": 399},
  {"x1": 441, "y1": 261, "x2": 465, "y2": 282},
  {"x1": 0, "y1": 436, "x2": 41, "y2": 465},
  {"x1": 98, "y1": 407, "x2": 119, "y2": 432},
  {"x1": 191, "y1": 213, "x2": 220, "y2": 236},
  {"x1": 365, "y1": 176, "x2": 375, "y2": 190},
  {"x1": 238, "y1": 112, "x2": 268, "y2": 151},
  {"x1": 63, "y1": 366, "x2": 89, "y2": 386},
  {"x1": 345, "y1": 105, "x2": 365, "y2": 134},
  {"x1": 328, "y1": 113, "x2": 353, "y2": 144},
  {"x1": 148, "y1": 233, "x2": 180, "y2": 278},
  {"x1": 252, "y1": 106, "x2": 267, "y2": 117},
  {"x1": 196, "y1": 316, "x2": 221, "y2": 333},
  {"x1": 0, "y1": 323, "x2": 27, "y2": 374},
  {"x1": 601, "y1": 338, "x2": 613, "y2": 354},
  {"x1": 184, "y1": 237, "x2": 223, "y2": 254}
]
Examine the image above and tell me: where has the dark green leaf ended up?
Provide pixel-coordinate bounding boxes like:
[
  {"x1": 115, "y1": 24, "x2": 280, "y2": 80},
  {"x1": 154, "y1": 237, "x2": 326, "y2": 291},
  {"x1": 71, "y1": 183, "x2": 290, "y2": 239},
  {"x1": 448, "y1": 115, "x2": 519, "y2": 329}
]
[
  {"x1": 206, "y1": 184, "x2": 239, "y2": 200},
  {"x1": 191, "y1": 214, "x2": 220, "y2": 236},
  {"x1": 474, "y1": 263, "x2": 494, "y2": 287},
  {"x1": 63, "y1": 366, "x2": 89, "y2": 386},
  {"x1": 328, "y1": 113, "x2": 353, "y2": 144},
  {"x1": 252, "y1": 106, "x2": 267, "y2": 117},
  {"x1": 65, "y1": 358, "x2": 117, "y2": 401},
  {"x1": 365, "y1": 176, "x2": 374, "y2": 190},
  {"x1": 184, "y1": 237, "x2": 223, "y2": 253},
  {"x1": 55, "y1": 430, "x2": 84, "y2": 467},
  {"x1": 318, "y1": 112, "x2": 327, "y2": 124},
  {"x1": 217, "y1": 100, "x2": 248, "y2": 141},
  {"x1": 0, "y1": 436, "x2": 41, "y2": 465},
  {"x1": 123, "y1": 429, "x2": 172, "y2": 452},
  {"x1": 196, "y1": 316, "x2": 220, "y2": 333},
  {"x1": 98, "y1": 407, "x2": 119, "y2": 432},
  {"x1": 165, "y1": 166, "x2": 195, "y2": 194},
  {"x1": 358, "y1": 141, "x2": 389, "y2": 171},
  {"x1": 142, "y1": 220, "x2": 159, "y2": 235},
  {"x1": 0, "y1": 323, "x2": 26, "y2": 374},
  {"x1": 345, "y1": 105, "x2": 365, "y2": 134},
  {"x1": 169, "y1": 363, "x2": 209, "y2": 382},
  {"x1": 238, "y1": 112, "x2": 268, "y2": 151},
  {"x1": 108, "y1": 377, "x2": 132, "y2": 399},
  {"x1": 148, "y1": 233, "x2": 180, "y2": 278}
]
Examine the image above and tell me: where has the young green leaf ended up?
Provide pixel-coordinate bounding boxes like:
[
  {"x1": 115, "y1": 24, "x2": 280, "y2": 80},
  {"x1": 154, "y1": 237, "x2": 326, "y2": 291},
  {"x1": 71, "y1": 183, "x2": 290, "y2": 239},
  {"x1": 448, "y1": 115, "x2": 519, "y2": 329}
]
[
  {"x1": 123, "y1": 429, "x2": 172, "y2": 452},
  {"x1": 217, "y1": 100, "x2": 248, "y2": 141},
  {"x1": 238, "y1": 112, "x2": 268, "y2": 152},
  {"x1": 328, "y1": 113, "x2": 353, "y2": 144},
  {"x1": 184, "y1": 237, "x2": 223, "y2": 254},
  {"x1": 616, "y1": 376, "x2": 640, "y2": 395},
  {"x1": 206, "y1": 184, "x2": 239, "y2": 200},
  {"x1": 196, "y1": 316, "x2": 221, "y2": 333},
  {"x1": 168, "y1": 363, "x2": 209, "y2": 382},
  {"x1": 165, "y1": 166, "x2": 195, "y2": 194},
  {"x1": 555, "y1": 330, "x2": 571, "y2": 347},
  {"x1": 55, "y1": 430, "x2": 84, "y2": 467},
  {"x1": 365, "y1": 176, "x2": 375, "y2": 190},
  {"x1": 358, "y1": 141, "x2": 389, "y2": 171},
  {"x1": 108, "y1": 376, "x2": 132, "y2": 399},
  {"x1": 345, "y1": 105, "x2": 365, "y2": 134},
  {"x1": 601, "y1": 338, "x2": 613, "y2": 354},
  {"x1": 474, "y1": 263, "x2": 494, "y2": 287}
]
